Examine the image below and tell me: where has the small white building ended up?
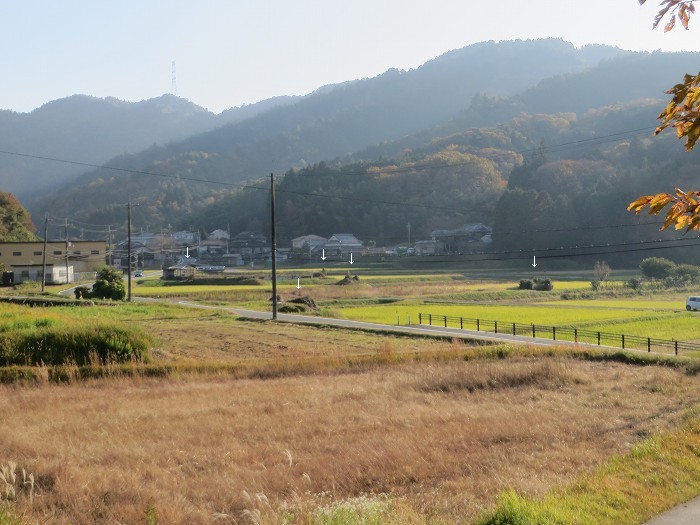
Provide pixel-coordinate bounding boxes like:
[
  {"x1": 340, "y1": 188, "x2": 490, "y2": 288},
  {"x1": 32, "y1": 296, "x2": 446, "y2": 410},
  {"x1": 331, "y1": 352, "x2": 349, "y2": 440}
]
[{"x1": 12, "y1": 264, "x2": 74, "y2": 284}]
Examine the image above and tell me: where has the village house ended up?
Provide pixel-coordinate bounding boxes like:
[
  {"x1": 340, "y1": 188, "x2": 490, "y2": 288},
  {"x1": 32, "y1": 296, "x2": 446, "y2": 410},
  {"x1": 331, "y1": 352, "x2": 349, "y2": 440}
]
[
  {"x1": 429, "y1": 223, "x2": 492, "y2": 254},
  {"x1": 229, "y1": 232, "x2": 270, "y2": 262},
  {"x1": 291, "y1": 234, "x2": 326, "y2": 251},
  {"x1": 324, "y1": 233, "x2": 363, "y2": 257}
]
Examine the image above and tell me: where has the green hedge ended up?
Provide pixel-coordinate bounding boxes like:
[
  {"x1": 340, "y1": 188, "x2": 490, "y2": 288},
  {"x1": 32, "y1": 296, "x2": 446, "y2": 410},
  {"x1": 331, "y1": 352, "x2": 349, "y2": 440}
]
[{"x1": 0, "y1": 324, "x2": 152, "y2": 366}]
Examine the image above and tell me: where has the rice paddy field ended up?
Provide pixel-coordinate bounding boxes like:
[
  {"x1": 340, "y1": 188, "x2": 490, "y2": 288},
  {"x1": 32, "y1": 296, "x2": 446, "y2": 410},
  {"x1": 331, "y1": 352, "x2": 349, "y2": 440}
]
[{"x1": 130, "y1": 268, "x2": 700, "y2": 348}]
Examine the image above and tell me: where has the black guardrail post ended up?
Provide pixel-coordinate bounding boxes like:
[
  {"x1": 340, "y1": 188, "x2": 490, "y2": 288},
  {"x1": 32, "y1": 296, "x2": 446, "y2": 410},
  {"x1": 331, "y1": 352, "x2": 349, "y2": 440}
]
[{"x1": 416, "y1": 312, "x2": 699, "y2": 355}]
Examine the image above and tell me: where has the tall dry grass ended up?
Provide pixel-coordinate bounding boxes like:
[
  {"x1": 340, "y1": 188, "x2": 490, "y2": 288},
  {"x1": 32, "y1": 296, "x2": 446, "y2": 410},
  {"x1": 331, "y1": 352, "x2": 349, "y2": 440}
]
[{"x1": 1, "y1": 358, "x2": 698, "y2": 524}]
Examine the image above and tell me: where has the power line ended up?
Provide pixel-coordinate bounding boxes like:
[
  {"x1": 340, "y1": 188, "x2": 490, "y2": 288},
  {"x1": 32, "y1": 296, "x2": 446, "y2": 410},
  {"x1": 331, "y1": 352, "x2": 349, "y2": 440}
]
[
  {"x1": 291, "y1": 235, "x2": 699, "y2": 265},
  {"x1": 0, "y1": 123, "x2": 663, "y2": 216}
]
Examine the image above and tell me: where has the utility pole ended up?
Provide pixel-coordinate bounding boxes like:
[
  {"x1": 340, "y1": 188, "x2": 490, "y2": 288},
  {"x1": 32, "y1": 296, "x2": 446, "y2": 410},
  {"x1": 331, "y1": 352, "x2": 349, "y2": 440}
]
[
  {"x1": 127, "y1": 200, "x2": 133, "y2": 302},
  {"x1": 107, "y1": 225, "x2": 113, "y2": 266},
  {"x1": 270, "y1": 173, "x2": 278, "y2": 320},
  {"x1": 41, "y1": 215, "x2": 48, "y2": 292},
  {"x1": 64, "y1": 218, "x2": 70, "y2": 285}
]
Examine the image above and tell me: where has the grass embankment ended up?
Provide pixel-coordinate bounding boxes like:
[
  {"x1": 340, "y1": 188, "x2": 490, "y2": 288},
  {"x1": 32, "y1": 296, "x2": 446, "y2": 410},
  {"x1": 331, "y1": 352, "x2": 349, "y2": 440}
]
[
  {"x1": 477, "y1": 409, "x2": 700, "y2": 525},
  {"x1": 0, "y1": 303, "x2": 151, "y2": 366}
]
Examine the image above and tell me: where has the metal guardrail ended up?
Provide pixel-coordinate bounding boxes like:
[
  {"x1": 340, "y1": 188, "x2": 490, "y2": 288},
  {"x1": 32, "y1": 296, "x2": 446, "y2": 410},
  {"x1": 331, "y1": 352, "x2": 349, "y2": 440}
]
[{"x1": 417, "y1": 313, "x2": 699, "y2": 356}]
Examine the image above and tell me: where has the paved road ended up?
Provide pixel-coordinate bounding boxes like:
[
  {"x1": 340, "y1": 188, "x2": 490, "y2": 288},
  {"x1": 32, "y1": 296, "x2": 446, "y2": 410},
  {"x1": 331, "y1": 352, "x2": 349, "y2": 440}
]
[
  {"x1": 174, "y1": 302, "x2": 619, "y2": 350},
  {"x1": 644, "y1": 495, "x2": 700, "y2": 525}
]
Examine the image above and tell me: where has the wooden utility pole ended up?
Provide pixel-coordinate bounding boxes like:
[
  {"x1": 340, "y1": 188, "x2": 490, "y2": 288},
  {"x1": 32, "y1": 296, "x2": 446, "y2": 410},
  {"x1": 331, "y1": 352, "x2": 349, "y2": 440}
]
[
  {"x1": 107, "y1": 225, "x2": 113, "y2": 266},
  {"x1": 127, "y1": 200, "x2": 133, "y2": 302},
  {"x1": 270, "y1": 173, "x2": 278, "y2": 320},
  {"x1": 64, "y1": 218, "x2": 70, "y2": 284},
  {"x1": 41, "y1": 216, "x2": 48, "y2": 291}
]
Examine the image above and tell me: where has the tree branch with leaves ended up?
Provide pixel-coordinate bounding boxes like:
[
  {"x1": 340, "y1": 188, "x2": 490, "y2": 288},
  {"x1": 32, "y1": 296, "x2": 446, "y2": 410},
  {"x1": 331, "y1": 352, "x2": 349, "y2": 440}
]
[{"x1": 628, "y1": 1, "x2": 700, "y2": 231}]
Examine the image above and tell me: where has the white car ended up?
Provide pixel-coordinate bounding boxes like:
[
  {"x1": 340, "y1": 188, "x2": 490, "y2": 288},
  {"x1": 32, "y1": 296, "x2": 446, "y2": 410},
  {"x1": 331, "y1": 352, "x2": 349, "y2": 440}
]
[{"x1": 686, "y1": 296, "x2": 700, "y2": 311}]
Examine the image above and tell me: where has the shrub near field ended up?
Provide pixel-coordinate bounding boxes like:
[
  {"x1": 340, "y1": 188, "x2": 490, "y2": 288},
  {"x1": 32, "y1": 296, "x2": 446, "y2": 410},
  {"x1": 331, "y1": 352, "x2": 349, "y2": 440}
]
[
  {"x1": 0, "y1": 304, "x2": 152, "y2": 366},
  {"x1": 0, "y1": 324, "x2": 152, "y2": 366}
]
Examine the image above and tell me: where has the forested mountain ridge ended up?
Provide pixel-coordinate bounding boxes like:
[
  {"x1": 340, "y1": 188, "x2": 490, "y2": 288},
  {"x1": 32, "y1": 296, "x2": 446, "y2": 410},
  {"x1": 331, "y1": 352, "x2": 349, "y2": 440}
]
[
  {"x1": 181, "y1": 100, "x2": 695, "y2": 259},
  {"x1": 32, "y1": 39, "x2": 629, "y2": 223},
  {"x1": 0, "y1": 93, "x2": 299, "y2": 203}
]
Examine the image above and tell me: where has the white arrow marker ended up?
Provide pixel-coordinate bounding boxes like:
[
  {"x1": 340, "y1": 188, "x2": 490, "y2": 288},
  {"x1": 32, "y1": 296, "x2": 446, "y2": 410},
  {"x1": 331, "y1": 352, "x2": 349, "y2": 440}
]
[
  {"x1": 532, "y1": 255, "x2": 537, "y2": 267},
  {"x1": 321, "y1": 249, "x2": 326, "y2": 261},
  {"x1": 185, "y1": 246, "x2": 191, "y2": 258},
  {"x1": 349, "y1": 253, "x2": 354, "y2": 265},
  {"x1": 296, "y1": 277, "x2": 301, "y2": 290}
]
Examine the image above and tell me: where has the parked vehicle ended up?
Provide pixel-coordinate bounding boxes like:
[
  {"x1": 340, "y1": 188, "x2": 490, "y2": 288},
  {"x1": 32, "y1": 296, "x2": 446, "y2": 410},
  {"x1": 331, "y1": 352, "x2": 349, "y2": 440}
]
[
  {"x1": 686, "y1": 296, "x2": 700, "y2": 311},
  {"x1": 134, "y1": 271, "x2": 144, "y2": 277}
]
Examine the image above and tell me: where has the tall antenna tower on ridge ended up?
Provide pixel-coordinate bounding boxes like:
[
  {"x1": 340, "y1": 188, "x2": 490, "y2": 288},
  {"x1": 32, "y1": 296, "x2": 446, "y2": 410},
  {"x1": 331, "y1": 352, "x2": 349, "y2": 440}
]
[{"x1": 171, "y1": 61, "x2": 178, "y2": 96}]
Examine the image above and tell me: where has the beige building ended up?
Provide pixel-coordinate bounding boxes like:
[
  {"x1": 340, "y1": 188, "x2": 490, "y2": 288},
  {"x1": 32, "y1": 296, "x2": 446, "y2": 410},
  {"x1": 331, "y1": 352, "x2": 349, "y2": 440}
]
[{"x1": 0, "y1": 241, "x2": 107, "y2": 282}]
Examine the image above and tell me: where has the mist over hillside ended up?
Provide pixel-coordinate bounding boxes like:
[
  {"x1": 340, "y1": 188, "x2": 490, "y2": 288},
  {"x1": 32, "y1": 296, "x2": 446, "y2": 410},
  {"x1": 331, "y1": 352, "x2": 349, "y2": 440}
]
[{"x1": 0, "y1": 94, "x2": 299, "y2": 203}]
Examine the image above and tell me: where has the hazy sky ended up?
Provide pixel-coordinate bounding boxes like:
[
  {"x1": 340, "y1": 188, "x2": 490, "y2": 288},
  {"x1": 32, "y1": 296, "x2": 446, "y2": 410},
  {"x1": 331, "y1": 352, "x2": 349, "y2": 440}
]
[{"x1": 2, "y1": 1, "x2": 698, "y2": 114}]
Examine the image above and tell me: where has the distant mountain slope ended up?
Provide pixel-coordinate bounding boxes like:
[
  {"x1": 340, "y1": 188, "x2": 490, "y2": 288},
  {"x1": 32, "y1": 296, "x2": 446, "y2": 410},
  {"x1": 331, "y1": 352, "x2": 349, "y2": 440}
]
[
  {"x1": 339, "y1": 49, "x2": 700, "y2": 164},
  {"x1": 0, "y1": 93, "x2": 299, "y2": 202},
  {"x1": 33, "y1": 39, "x2": 629, "y2": 224}
]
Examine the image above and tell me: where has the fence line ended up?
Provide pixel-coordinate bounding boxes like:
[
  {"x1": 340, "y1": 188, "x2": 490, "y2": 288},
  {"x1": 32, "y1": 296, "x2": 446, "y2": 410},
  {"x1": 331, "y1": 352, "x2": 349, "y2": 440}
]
[{"x1": 416, "y1": 313, "x2": 698, "y2": 356}]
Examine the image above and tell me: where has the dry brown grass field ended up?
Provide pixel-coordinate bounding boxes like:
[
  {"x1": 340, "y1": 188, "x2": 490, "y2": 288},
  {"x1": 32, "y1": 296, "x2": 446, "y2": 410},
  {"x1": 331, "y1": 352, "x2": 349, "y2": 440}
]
[
  {"x1": 2, "y1": 348, "x2": 699, "y2": 524},
  {"x1": 139, "y1": 313, "x2": 455, "y2": 364}
]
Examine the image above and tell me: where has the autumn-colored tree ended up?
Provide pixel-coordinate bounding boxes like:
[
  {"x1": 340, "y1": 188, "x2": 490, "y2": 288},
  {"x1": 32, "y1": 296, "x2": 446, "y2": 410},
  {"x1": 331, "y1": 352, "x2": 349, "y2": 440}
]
[
  {"x1": 628, "y1": 1, "x2": 700, "y2": 231},
  {"x1": 0, "y1": 193, "x2": 36, "y2": 241}
]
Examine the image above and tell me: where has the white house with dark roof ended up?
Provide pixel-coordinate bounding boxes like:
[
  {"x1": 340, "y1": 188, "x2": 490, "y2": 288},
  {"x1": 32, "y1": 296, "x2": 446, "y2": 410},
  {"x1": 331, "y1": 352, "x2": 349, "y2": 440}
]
[{"x1": 324, "y1": 233, "x2": 363, "y2": 257}]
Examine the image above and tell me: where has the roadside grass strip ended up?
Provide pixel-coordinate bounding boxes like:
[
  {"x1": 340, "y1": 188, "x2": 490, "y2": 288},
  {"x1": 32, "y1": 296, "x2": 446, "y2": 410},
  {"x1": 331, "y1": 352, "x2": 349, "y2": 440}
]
[{"x1": 476, "y1": 408, "x2": 700, "y2": 525}]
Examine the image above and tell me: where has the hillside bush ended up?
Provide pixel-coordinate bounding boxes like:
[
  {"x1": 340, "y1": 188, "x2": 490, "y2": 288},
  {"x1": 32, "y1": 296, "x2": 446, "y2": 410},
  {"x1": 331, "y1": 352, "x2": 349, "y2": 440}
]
[
  {"x1": 533, "y1": 278, "x2": 553, "y2": 291},
  {"x1": 91, "y1": 267, "x2": 126, "y2": 300},
  {"x1": 639, "y1": 257, "x2": 675, "y2": 280},
  {"x1": 0, "y1": 324, "x2": 152, "y2": 366},
  {"x1": 75, "y1": 267, "x2": 126, "y2": 301},
  {"x1": 671, "y1": 264, "x2": 700, "y2": 284},
  {"x1": 518, "y1": 279, "x2": 533, "y2": 290},
  {"x1": 626, "y1": 277, "x2": 644, "y2": 291}
]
